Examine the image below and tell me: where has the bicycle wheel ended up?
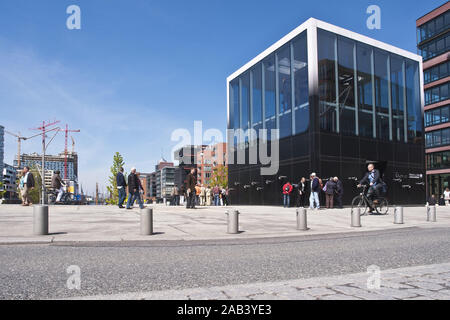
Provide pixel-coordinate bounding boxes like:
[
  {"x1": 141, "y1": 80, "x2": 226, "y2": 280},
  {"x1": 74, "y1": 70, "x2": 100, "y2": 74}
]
[
  {"x1": 351, "y1": 196, "x2": 368, "y2": 216},
  {"x1": 376, "y1": 198, "x2": 389, "y2": 215}
]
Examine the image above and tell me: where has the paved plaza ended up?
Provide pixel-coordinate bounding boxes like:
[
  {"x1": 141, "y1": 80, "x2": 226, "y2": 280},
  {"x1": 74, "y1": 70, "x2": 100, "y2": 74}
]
[{"x1": 0, "y1": 204, "x2": 449, "y2": 244}]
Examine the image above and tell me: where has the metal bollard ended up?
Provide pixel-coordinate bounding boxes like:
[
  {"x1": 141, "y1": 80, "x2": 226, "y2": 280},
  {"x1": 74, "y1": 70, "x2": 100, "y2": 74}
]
[
  {"x1": 351, "y1": 207, "x2": 361, "y2": 227},
  {"x1": 296, "y1": 208, "x2": 308, "y2": 231},
  {"x1": 427, "y1": 205, "x2": 437, "y2": 222},
  {"x1": 140, "y1": 208, "x2": 153, "y2": 235},
  {"x1": 394, "y1": 206, "x2": 404, "y2": 224},
  {"x1": 226, "y1": 210, "x2": 240, "y2": 234},
  {"x1": 33, "y1": 205, "x2": 49, "y2": 235}
]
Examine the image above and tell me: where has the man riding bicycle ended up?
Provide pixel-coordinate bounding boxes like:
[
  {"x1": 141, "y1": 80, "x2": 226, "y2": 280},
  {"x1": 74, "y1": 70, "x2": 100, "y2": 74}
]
[{"x1": 357, "y1": 163, "x2": 383, "y2": 213}]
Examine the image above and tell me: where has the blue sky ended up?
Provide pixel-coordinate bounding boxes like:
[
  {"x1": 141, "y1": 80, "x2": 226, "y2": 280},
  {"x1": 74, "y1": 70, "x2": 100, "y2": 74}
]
[{"x1": 0, "y1": 0, "x2": 443, "y2": 195}]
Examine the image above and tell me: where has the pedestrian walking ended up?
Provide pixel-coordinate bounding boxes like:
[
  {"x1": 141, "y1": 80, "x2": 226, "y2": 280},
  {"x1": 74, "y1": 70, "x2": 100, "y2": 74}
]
[
  {"x1": 195, "y1": 183, "x2": 201, "y2": 206},
  {"x1": 213, "y1": 185, "x2": 220, "y2": 206},
  {"x1": 126, "y1": 168, "x2": 144, "y2": 210},
  {"x1": 200, "y1": 184, "x2": 206, "y2": 206},
  {"x1": 444, "y1": 188, "x2": 450, "y2": 206},
  {"x1": 173, "y1": 184, "x2": 180, "y2": 206},
  {"x1": 116, "y1": 167, "x2": 127, "y2": 208},
  {"x1": 309, "y1": 173, "x2": 320, "y2": 210},
  {"x1": 51, "y1": 170, "x2": 66, "y2": 203},
  {"x1": 324, "y1": 178, "x2": 336, "y2": 209},
  {"x1": 206, "y1": 185, "x2": 212, "y2": 206},
  {"x1": 333, "y1": 177, "x2": 344, "y2": 209},
  {"x1": 20, "y1": 166, "x2": 35, "y2": 206},
  {"x1": 282, "y1": 181, "x2": 293, "y2": 208},
  {"x1": 221, "y1": 187, "x2": 229, "y2": 206},
  {"x1": 185, "y1": 168, "x2": 197, "y2": 209},
  {"x1": 296, "y1": 177, "x2": 307, "y2": 207},
  {"x1": 180, "y1": 185, "x2": 186, "y2": 205}
]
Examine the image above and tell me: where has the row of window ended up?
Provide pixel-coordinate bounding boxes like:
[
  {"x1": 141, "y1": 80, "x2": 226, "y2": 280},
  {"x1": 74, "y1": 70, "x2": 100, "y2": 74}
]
[
  {"x1": 425, "y1": 82, "x2": 450, "y2": 105},
  {"x1": 425, "y1": 127, "x2": 450, "y2": 148},
  {"x1": 418, "y1": 32, "x2": 450, "y2": 61},
  {"x1": 425, "y1": 104, "x2": 450, "y2": 127},
  {"x1": 318, "y1": 29, "x2": 422, "y2": 142},
  {"x1": 229, "y1": 31, "x2": 309, "y2": 140},
  {"x1": 417, "y1": 10, "x2": 450, "y2": 43},
  {"x1": 427, "y1": 150, "x2": 450, "y2": 170},
  {"x1": 424, "y1": 61, "x2": 450, "y2": 84}
]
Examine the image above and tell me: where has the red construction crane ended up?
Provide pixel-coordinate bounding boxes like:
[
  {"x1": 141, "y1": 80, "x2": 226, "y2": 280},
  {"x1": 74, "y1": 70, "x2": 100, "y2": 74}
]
[{"x1": 58, "y1": 124, "x2": 80, "y2": 181}]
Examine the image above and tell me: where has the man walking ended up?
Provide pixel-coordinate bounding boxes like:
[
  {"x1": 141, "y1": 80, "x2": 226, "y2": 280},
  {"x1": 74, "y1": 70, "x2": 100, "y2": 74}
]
[
  {"x1": 116, "y1": 167, "x2": 127, "y2": 208},
  {"x1": 126, "y1": 168, "x2": 144, "y2": 210},
  {"x1": 282, "y1": 181, "x2": 293, "y2": 208},
  {"x1": 213, "y1": 185, "x2": 221, "y2": 206},
  {"x1": 186, "y1": 168, "x2": 197, "y2": 209},
  {"x1": 21, "y1": 166, "x2": 35, "y2": 206},
  {"x1": 309, "y1": 173, "x2": 320, "y2": 210},
  {"x1": 51, "y1": 170, "x2": 66, "y2": 203},
  {"x1": 334, "y1": 177, "x2": 344, "y2": 209}
]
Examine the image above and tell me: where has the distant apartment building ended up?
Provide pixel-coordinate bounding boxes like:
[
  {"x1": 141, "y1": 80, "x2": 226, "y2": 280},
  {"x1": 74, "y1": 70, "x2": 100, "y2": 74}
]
[
  {"x1": 14, "y1": 152, "x2": 78, "y2": 182},
  {"x1": 196, "y1": 143, "x2": 227, "y2": 186},
  {"x1": 2, "y1": 163, "x2": 17, "y2": 199},
  {"x1": 418, "y1": 2, "x2": 450, "y2": 197}
]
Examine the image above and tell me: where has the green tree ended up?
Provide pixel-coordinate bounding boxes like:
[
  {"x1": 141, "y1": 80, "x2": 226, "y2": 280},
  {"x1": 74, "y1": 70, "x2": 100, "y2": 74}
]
[
  {"x1": 210, "y1": 165, "x2": 228, "y2": 188},
  {"x1": 106, "y1": 152, "x2": 126, "y2": 205}
]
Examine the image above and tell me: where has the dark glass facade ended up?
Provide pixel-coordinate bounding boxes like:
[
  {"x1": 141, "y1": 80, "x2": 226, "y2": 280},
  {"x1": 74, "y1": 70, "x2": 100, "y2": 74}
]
[{"x1": 228, "y1": 22, "x2": 424, "y2": 206}]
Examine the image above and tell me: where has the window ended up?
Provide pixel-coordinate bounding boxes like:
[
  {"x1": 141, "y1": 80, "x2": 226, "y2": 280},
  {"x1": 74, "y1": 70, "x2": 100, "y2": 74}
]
[
  {"x1": 425, "y1": 82, "x2": 450, "y2": 105},
  {"x1": 357, "y1": 42, "x2": 374, "y2": 138},
  {"x1": 424, "y1": 61, "x2": 450, "y2": 84},
  {"x1": 419, "y1": 33, "x2": 450, "y2": 61},
  {"x1": 337, "y1": 36, "x2": 356, "y2": 136},
  {"x1": 251, "y1": 63, "x2": 263, "y2": 136},
  {"x1": 425, "y1": 128, "x2": 450, "y2": 148},
  {"x1": 293, "y1": 32, "x2": 309, "y2": 134},
  {"x1": 318, "y1": 29, "x2": 337, "y2": 132},
  {"x1": 264, "y1": 55, "x2": 276, "y2": 140},
  {"x1": 390, "y1": 55, "x2": 405, "y2": 142},
  {"x1": 241, "y1": 72, "x2": 250, "y2": 136},
  {"x1": 374, "y1": 49, "x2": 390, "y2": 140},
  {"x1": 417, "y1": 12, "x2": 450, "y2": 43},
  {"x1": 277, "y1": 44, "x2": 292, "y2": 138},
  {"x1": 406, "y1": 60, "x2": 422, "y2": 141},
  {"x1": 427, "y1": 151, "x2": 450, "y2": 170}
]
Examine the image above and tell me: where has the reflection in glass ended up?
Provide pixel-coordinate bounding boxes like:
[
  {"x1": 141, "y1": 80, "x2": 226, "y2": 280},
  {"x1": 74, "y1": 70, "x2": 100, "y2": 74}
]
[
  {"x1": 318, "y1": 29, "x2": 337, "y2": 132},
  {"x1": 357, "y1": 43, "x2": 374, "y2": 138},
  {"x1": 390, "y1": 55, "x2": 405, "y2": 142},
  {"x1": 264, "y1": 55, "x2": 276, "y2": 140},
  {"x1": 252, "y1": 64, "x2": 263, "y2": 137},
  {"x1": 293, "y1": 32, "x2": 309, "y2": 135},
  {"x1": 278, "y1": 44, "x2": 292, "y2": 138},
  {"x1": 374, "y1": 49, "x2": 390, "y2": 141}
]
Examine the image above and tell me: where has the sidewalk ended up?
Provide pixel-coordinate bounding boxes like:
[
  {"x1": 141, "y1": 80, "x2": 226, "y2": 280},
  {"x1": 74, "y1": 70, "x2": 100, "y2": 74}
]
[
  {"x1": 0, "y1": 204, "x2": 448, "y2": 244},
  {"x1": 67, "y1": 263, "x2": 450, "y2": 300}
]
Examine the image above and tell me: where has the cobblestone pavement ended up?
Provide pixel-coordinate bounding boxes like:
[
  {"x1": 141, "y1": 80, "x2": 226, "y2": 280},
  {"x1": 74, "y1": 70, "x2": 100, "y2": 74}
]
[{"x1": 71, "y1": 263, "x2": 450, "y2": 300}]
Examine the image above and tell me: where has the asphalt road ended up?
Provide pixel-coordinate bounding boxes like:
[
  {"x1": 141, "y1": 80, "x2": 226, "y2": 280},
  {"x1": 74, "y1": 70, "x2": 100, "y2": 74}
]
[{"x1": 0, "y1": 226, "x2": 449, "y2": 299}]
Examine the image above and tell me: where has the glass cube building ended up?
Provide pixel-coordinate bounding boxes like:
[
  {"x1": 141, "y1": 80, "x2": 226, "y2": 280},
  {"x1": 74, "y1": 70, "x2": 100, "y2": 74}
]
[{"x1": 227, "y1": 18, "x2": 425, "y2": 206}]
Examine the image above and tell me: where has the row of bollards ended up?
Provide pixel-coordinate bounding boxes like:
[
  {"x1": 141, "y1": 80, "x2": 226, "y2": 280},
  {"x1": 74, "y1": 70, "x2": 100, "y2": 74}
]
[{"x1": 32, "y1": 205, "x2": 439, "y2": 237}]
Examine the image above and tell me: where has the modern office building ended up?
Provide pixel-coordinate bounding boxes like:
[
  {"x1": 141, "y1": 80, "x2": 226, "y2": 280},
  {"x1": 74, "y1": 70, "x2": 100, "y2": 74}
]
[
  {"x1": 227, "y1": 18, "x2": 424, "y2": 206},
  {"x1": 0, "y1": 125, "x2": 4, "y2": 183},
  {"x1": 14, "y1": 152, "x2": 78, "y2": 182},
  {"x1": 417, "y1": 2, "x2": 450, "y2": 198}
]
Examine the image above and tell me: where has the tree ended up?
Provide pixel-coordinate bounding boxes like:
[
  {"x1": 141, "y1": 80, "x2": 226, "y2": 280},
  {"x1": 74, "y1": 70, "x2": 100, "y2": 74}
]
[
  {"x1": 210, "y1": 165, "x2": 228, "y2": 188},
  {"x1": 106, "y1": 152, "x2": 126, "y2": 205},
  {"x1": 0, "y1": 181, "x2": 5, "y2": 200}
]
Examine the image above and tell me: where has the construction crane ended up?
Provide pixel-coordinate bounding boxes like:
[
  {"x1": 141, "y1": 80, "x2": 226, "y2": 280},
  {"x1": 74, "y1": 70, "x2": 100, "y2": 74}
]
[
  {"x1": 58, "y1": 124, "x2": 80, "y2": 181},
  {"x1": 4, "y1": 130, "x2": 44, "y2": 168},
  {"x1": 71, "y1": 136, "x2": 75, "y2": 153}
]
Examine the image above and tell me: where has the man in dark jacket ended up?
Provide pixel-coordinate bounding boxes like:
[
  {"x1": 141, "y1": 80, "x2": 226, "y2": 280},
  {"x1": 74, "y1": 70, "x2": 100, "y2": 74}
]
[
  {"x1": 51, "y1": 170, "x2": 66, "y2": 202},
  {"x1": 185, "y1": 168, "x2": 197, "y2": 209},
  {"x1": 334, "y1": 177, "x2": 344, "y2": 209},
  {"x1": 116, "y1": 167, "x2": 127, "y2": 208},
  {"x1": 126, "y1": 167, "x2": 144, "y2": 210},
  {"x1": 358, "y1": 163, "x2": 382, "y2": 204},
  {"x1": 296, "y1": 177, "x2": 307, "y2": 208},
  {"x1": 309, "y1": 173, "x2": 320, "y2": 210},
  {"x1": 21, "y1": 166, "x2": 35, "y2": 206}
]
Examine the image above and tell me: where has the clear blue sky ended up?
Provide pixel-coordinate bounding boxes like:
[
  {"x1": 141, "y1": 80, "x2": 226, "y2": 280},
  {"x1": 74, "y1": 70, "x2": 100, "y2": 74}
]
[{"x1": 0, "y1": 0, "x2": 443, "y2": 195}]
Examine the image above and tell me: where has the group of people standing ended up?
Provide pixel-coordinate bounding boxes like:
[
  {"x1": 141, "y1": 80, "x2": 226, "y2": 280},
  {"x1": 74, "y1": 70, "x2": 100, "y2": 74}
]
[
  {"x1": 282, "y1": 173, "x2": 344, "y2": 210},
  {"x1": 181, "y1": 168, "x2": 228, "y2": 209}
]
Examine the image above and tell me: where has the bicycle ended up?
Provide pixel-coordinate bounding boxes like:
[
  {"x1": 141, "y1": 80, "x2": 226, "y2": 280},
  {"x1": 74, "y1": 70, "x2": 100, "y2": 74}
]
[{"x1": 351, "y1": 185, "x2": 389, "y2": 216}]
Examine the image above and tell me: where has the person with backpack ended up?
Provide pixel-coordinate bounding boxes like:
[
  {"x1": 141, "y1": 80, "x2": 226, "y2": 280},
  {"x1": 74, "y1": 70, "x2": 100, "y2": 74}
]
[{"x1": 282, "y1": 181, "x2": 293, "y2": 208}]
